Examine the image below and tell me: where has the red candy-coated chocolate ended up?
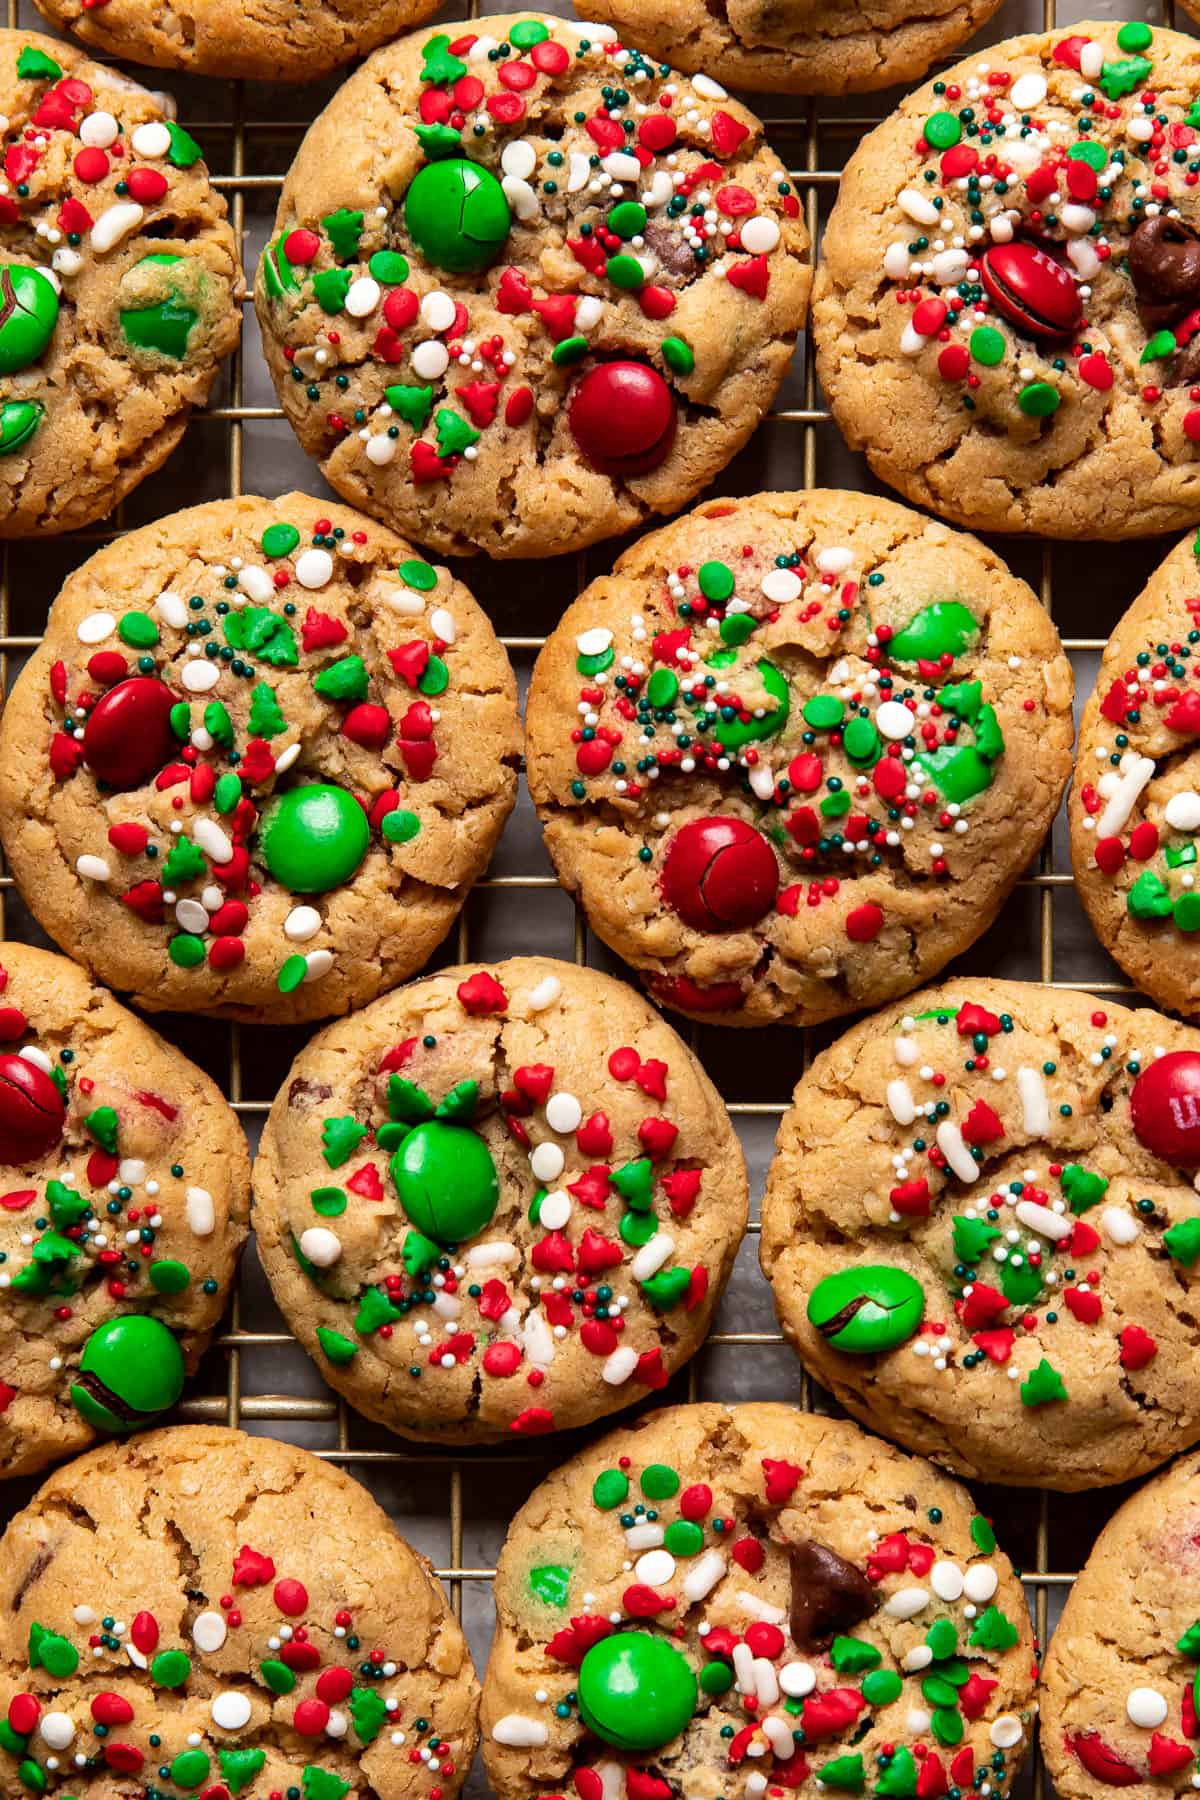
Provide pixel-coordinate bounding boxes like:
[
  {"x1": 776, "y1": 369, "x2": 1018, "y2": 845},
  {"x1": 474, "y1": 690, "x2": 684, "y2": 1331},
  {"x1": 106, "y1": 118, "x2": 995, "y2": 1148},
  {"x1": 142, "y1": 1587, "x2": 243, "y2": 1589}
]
[
  {"x1": 0, "y1": 1053, "x2": 66, "y2": 1165},
  {"x1": 1130, "y1": 1050, "x2": 1200, "y2": 1165},
  {"x1": 568, "y1": 361, "x2": 676, "y2": 478},
  {"x1": 83, "y1": 677, "x2": 176, "y2": 790},
  {"x1": 660, "y1": 817, "x2": 778, "y2": 932},
  {"x1": 979, "y1": 242, "x2": 1082, "y2": 339}
]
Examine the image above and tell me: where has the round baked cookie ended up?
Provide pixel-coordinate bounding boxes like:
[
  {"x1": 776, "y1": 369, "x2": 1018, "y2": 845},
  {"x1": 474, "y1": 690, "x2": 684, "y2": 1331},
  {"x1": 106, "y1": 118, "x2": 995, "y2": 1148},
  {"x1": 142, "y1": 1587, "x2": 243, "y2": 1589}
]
[
  {"x1": 571, "y1": 0, "x2": 1005, "y2": 97},
  {"x1": 0, "y1": 32, "x2": 240, "y2": 537},
  {"x1": 253, "y1": 14, "x2": 810, "y2": 561},
  {"x1": 1069, "y1": 531, "x2": 1200, "y2": 1018},
  {"x1": 252, "y1": 957, "x2": 748, "y2": 1442},
  {"x1": 760, "y1": 977, "x2": 1200, "y2": 1491},
  {"x1": 1042, "y1": 1445, "x2": 1200, "y2": 1800},
  {"x1": 814, "y1": 19, "x2": 1200, "y2": 540},
  {"x1": 0, "y1": 1425, "x2": 480, "y2": 1800},
  {"x1": 0, "y1": 494, "x2": 520, "y2": 1024},
  {"x1": 525, "y1": 489, "x2": 1073, "y2": 1029},
  {"x1": 31, "y1": 0, "x2": 443, "y2": 83},
  {"x1": 0, "y1": 944, "x2": 249, "y2": 1483},
  {"x1": 483, "y1": 1401, "x2": 1037, "y2": 1800}
]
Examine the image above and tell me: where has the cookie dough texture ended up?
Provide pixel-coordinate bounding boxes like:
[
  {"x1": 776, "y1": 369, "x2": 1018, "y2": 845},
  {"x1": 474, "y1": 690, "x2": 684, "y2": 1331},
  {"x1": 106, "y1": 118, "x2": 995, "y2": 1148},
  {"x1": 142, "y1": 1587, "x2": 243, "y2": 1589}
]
[
  {"x1": 1070, "y1": 531, "x2": 1200, "y2": 1018},
  {"x1": 0, "y1": 1426, "x2": 480, "y2": 1800},
  {"x1": 0, "y1": 31, "x2": 240, "y2": 537},
  {"x1": 0, "y1": 493, "x2": 520, "y2": 1024},
  {"x1": 761, "y1": 978, "x2": 1200, "y2": 1491},
  {"x1": 526, "y1": 489, "x2": 1073, "y2": 1028},
  {"x1": 253, "y1": 957, "x2": 748, "y2": 1442},
  {"x1": 0, "y1": 944, "x2": 249, "y2": 1482},
  {"x1": 815, "y1": 20, "x2": 1200, "y2": 539},
  {"x1": 484, "y1": 1402, "x2": 1037, "y2": 1800},
  {"x1": 1042, "y1": 1446, "x2": 1200, "y2": 1800},
  {"x1": 32, "y1": 0, "x2": 442, "y2": 82},
  {"x1": 574, "y1": 0, "x2": 1005, "y2": 96},
  {"x1": 254, "y1": 13, "x2": 810, "y2": 560}
]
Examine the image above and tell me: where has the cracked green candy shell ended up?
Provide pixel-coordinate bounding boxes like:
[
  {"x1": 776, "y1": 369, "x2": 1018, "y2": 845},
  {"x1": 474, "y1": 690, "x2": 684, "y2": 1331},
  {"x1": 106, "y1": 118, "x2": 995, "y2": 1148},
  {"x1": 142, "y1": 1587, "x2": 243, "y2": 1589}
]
[
  {"x1": 404, "y1": 159, "x2": 510, "y2": 273},
  {"x1": 887, "y1": 601, "x2": 978, "y2": 664},
  {"x1": 578, "y1": 1631, "x2": 698, "y2": 1750},
  {"x1": 71, "y1": 1314, "x2": 185, "y2": 1431},
  {"x1": 259, "y1": 785, "x2": 369, "y2": 894},
  {"x1": 0, "y1": 264, "x2": 57, "y2": 374},
  {"x1": 714, "y1": 658, "x2": 789, "y2": 749},
  {"x1": 390, "y1": 1120, "x2": 499, "y2": 1243},
  {"x1": 807, "y1": 1266, "x2": 925, "y2": 1352}
]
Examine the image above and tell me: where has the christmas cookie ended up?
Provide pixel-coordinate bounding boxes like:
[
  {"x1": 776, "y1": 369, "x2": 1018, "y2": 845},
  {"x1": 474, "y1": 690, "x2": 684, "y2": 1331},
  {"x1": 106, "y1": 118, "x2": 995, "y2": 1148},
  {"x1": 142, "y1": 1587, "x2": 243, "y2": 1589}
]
[
  {"x1": 1042, "y1": 1445, "x2": 1200, "y2": 1800},
  {"x1": 0, "y1": 943, "x2": 249, "y2": 1483},
  {"x1": 0, "y1": 32, "x2": 240, "y2": 537},
  {"x1": 0, "y1": 1425, "x2": 480, "y2": 1799},
  {"x1": 252, "y1": 13, "x2": 810, "y2": 561},
  {"x1": 571, "y1": 0, "x2": 1005, "y2": 97},
  {"x1": 1069, "y1": 530, "x2": 1200, "y2": 1018},
  {"x1": 0, "y1": 493, "x2": 520, "y2": 1024},
  {"x1": 482, "y1": 1401, "x2": 1037, "y2": 1800},
  {"x1": 814, "y1": 19, "x2": 1200, "y2": 540},
  {"x1": 525, "y1": 489, "x2": 1073, "y2": 1029},
  {"x1": 760, "y1": 978, "x2": 1200, "y2": 1491},
  {"x1": 252, "y1": 957, "x2": 748, "y2": 1442},
  {"x1": 32, "y1": 0, "x2": 443, "y2": 83}
]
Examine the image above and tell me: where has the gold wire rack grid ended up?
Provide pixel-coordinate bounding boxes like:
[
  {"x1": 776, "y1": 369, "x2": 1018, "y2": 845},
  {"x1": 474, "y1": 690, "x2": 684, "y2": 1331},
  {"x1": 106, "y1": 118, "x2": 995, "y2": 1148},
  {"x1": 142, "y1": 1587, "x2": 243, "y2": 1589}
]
[{"x1": 0, "y1": 0, "x2": 1189, "y2": 1794}]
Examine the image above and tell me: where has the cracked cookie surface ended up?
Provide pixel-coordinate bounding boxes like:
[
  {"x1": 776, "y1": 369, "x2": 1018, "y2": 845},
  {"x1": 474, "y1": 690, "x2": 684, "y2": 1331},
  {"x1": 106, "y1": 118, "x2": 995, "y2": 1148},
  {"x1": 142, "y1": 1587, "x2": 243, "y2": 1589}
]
[
  {"x1": 483, "y1": 1401, "x2": 1036, "y2": 1800},
  {"x1": 525, "y1": 489, "x2": 1073, "y2": 1029},
  {"x1": 0, "y1": 1424, "x2": 480, "y2": 1800},
  {"x1": 0, "y1": 30, "x2": 240, "y2": 537},
  {"x1": 32, "y1": 0, "x2": 442, "y2": 83},
  {"x1": 252, "y1": 957, "x2": 748, "y2": 1443},
  {"x1": 814, "y1": 18, "x2": 1200, "y2": 540},
  {"x1": 0, "y1": 944, "x2": 249, "y2": 1483},
  {"x1": 1069, "y1": 530, "x2": 1200, "y2": 1019},
  {"x1": 0, "y1": 492, "x2": 520, "y2": 1024},
  {"x1": 1041, "y1": 1444, "x2": 1200, "y2": 1800},
  {"x1": 571, "y1": 0, "x2": 1004, "y2": 97},
  {"x1": 252, "y1": 13, "x2": 810, "y2": 561},
  {"x1": 760, "y1": 977, "x2": 1200, "y2": 1491}
]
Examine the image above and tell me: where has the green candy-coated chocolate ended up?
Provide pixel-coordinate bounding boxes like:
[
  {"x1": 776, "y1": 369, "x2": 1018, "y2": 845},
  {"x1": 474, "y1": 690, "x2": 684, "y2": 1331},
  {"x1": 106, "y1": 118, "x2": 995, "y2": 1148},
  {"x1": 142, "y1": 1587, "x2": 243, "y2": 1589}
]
[
  {"x1": 887, "y1": 601, "x2": 978, "y2": 664},
  {"x1": 259, "y1": 784, "x2": 369, "y2": 894},
  {"x1": 714, "y1": 658, "x2": 789, "y2": 750},
  {"x1": 390, "y1": 1120, "x2": 499, "y2": 1243},
  {"x1": 0, "y1": 264, "x2": 57, "y2": 374},
  {"x1": 70, "y1": 1314, "x2": 185, "y2": 1432},
  {"x1": 0, "y1": 398, "x2": 42, "y2": 454},
  {"x1": 806, "y1": 1266, "x2": 925, "y2": 1353},
  {"x1": 404, "y1": 158, "x2": 510, "y2": 274},
  {"x1": 577, "y1": 1631, "x2": 697, "y2": 1751},
  {"x1": 119, "y1": 255, "x2": 197, "y2": 359}
]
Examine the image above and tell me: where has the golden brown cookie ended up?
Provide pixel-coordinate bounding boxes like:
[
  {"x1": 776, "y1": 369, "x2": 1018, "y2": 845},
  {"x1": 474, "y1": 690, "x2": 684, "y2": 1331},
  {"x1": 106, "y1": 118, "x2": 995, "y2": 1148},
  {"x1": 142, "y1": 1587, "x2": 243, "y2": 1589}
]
[
  {"x1": 0, "y1": 1426, "x2": 480, "y2": 1800},
  {"x1": 525, "y1": 489, "x2": 1073, "y2": 1028},
  {"x1": 0, "y1": 31, "x2": 241, "y2": 537},
  {"x1": 572, "y1": 0, "x2": 1005, "y2": 96},
  {"x1": 253, "y1": 14, "x2": 811, "y2": 560},
  {"x1": 0, "y1": 944, "x2": 249, "y2": 1482},
  {"x1": 32, "y1": 0, "x2": 442, "y2": 82},
  {"x1": 483, "y1": 1402, "x2": 1037, "y2": 1800},
  {"x1": 0, "y1": 494, "x2": 520, "y2": 1024},
  {"x1": 1069, "y1": 531, "x2": 1200, "y2": 1017},
  {"x1": 1042, "y1": 1444, "x2": 1200, "y2": 1800},
  {"x1": 252, "y1": 957, "x2": 748, "y2": 1443},
  {"x1": 814, "y1": 19, "x2": 1200, "y2": 539},
  {"x1": 760, "y1": 977, "x2": 1200, "y2": 1491}
]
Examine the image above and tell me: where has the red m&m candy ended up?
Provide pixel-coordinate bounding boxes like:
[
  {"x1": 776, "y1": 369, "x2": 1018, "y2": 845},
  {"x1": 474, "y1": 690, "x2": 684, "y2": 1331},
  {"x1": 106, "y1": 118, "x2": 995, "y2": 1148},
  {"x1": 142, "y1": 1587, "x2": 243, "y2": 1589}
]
[
  {"x1": 979, "y1": 242, "x2": 1082, "y2": 340},
  {"x1": 660, "y1": 817, "x2": 778, "y2": 933},
  {"x1": 83, "y1": 677, "x2": 177, "y2": 790},
  {"x1": 568, "y1": 361, "x2": 677, "y2": 478},
  {"x1": 1130, "y1": 1051, "x2": 1200, "y2": 1165},
  {"x1": 0, "y1": 1052, "x2": 67, "y2": 1164}
]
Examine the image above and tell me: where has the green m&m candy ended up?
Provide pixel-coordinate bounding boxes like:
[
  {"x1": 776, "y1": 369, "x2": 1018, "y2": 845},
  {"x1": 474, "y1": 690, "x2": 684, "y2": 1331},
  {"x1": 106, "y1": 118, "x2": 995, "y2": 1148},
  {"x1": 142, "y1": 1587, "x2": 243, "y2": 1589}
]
[
  {"x1": 259, "y1": 784, "x2": 369, "y2": 894},
  {"x1": 119, "y1": 254, "x2": 198, "y2": 359},
  {"x1": 0, "y1": 399, "x2": 42, "y2": 454},
  {"x1": 578, "y1": 1631, "x2": 698, "y2": 1751},
  {"x1": 0, "y1": 264, "x2": 57, "y2": 373},
  {"x1": 714, "y1": 658, "x2": 789, "y2": 750},
  {"x1": 404, "y1": 159, "x2": 511, "y2": 274},
  {"x1": 390, "y1": 1120, "x2": 499, "y2": 1243},
  {"x1": 806, "y1": 1266, "x2": 925, "y2": 1353},
  {"x1": 70, "y1": 1314, "x2": 185, "y2": 1432}
]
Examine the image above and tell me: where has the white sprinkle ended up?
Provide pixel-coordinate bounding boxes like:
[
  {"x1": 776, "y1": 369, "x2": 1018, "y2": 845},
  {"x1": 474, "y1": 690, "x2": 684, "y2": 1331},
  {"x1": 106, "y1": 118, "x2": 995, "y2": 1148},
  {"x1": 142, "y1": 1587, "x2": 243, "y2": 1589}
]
[
  {"x1": 175, "y1": 899, "x2": 209, "y2": 934},
  {"x1": 299, "y1": 1227, "x2": 342, "y2": 1268},
  {"x1": 211, "y1": 1692, "x2": 252, "y2": 1731},
  {"x1": 779, "y1": 1661, "x2": 816, "y2": 1697},
  {"x1": 761, "y1": 568, "x2": 801, "y2": 603},
  {"x1": 237, "y1": 565, "x2": 273, "y2": 602},
  {"x1": 877, "y1": 701, "x2": 916, "y2": 740},
  {"x1": 884, "y1": 1587, "x2": 930, "y2": 1619},
  {"x1": 527, "y1": 976, "x2": 561, "y2": 1011},
  {"x1": 963, "y1": 1563, "x2": 998, "y2": 1604},
  {"x1": 887, "y1": 1080, "x2": 917, "y2": 1126},
  {"x1": 80, "y1": 110, "x2": 120, "y2": 148},
  {"x1": 930, "y1": 1560, "x2": 964, "y2": 1601},
  {"x1": 295, "y1": 548, "x2": 333, "y2": 589},
  {"x1": 186, "y1": 1187, "x2": 215, "y2": 1236},
  {"x1": 193, "y1": 818, "x2": 233, "y2": 864},
  {"x1": 681, "y1": 1549, "x2": 726, "y2": 1602},
  {"x1": 630, "y1": 1233, "x2": 674, "y2": 1281},
  {"x1": 1096, "y1": 755, "x2": 1155, "y2": 839},
  {"x1": 898, "y1": 188, "x2": 939, "y2": 226},
  {"x1": 181, "y1": 661, "x2": 220, "y2": 693},
  {"x1": 530, "y1": 1142, "x2": 564, "y2": 1183},
  {"x1": 692, "y1": 73, "x2": 727, "y2": 98},
  {"x1": 1127, "y1": 1688, "x2": 1168, "y2": 1729},
  {"x1": 492, "y1": 1716, "x2": 548, "y2": 1748},
  {"x1": 1009, "y1": 71, "x2": 1048, "y2": 109},
  {"x1": 155, "y1": 590, "x2": 189, "y2": 630},
  {"x1": 412, "y1": 340, "x2": 449, "y2": 380},
  {"x1": 131, "y1": 120, "x2": 171, "y2": 158},
  {"x1": 39, "y1": 1714, "x2": 74, "y2": 1751},
  {"x1": 741, "y1": 216, "x2": 780, "y2": 254},
  {"x1": 76, "y1": 854, "x2": 111, "y2": 883},
  {"x1": 345, "y1": 276, "x2": 381, "y2": 318},
  {"x1": 635, "y1": 1549, "x2": 675, "y2": 1587},
  {"x1": 192, "y1": 1611, "x2": 227, "y2": 1654},
  {"x1": 1166, "y1": 791, "x2": 1200, "y2": 833},
  {"x1": 1101, "y1": 1206, "x2": 1139, "y2": 1247},
  {"x1": 1014, "y1": 1199, "x2": 1071, "y2": 1241},
  {"x1": 602, "y1": 1344, "x2": 638, "y2": 1385},
  {"x1": 1016, "y1": 1066, "x2": 1051, "y2": 1137},
  {"x1": 90, "y1": 202, "x2": 144, "y2": 253},
  {"x1": 77, "y1": 611, "x2": 115, "y2": 644},
  {"x1": 936, "y1": 1119, "x2": 978, "y2": 1184}
]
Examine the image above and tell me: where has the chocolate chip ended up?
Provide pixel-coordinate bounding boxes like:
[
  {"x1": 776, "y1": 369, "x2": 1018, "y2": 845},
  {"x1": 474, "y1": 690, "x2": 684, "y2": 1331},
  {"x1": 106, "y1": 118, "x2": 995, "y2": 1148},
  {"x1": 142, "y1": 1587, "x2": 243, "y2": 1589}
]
[
  {"x1": 1130, "y1": 216, "x2": 1200, "y2": 327},
  {"x1": 788, "y1": 1534, "x2": 879, "y2": 1648}
]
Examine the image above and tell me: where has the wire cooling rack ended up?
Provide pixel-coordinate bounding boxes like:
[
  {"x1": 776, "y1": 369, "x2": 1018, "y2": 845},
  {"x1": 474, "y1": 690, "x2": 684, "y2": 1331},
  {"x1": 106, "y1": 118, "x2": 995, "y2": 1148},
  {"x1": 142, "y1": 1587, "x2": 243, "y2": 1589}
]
[{"x1": 0, "y1": 0, "x2": 1192, "y2": 1792}]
